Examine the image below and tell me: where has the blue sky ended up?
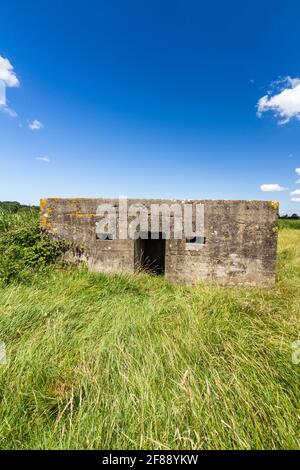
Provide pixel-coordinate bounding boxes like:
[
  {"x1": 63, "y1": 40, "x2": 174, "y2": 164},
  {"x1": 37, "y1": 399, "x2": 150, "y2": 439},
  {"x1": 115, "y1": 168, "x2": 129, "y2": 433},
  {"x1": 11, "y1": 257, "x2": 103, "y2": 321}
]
[{"x1": 1, "y1": 0, "x2": 300, "y2": 213}]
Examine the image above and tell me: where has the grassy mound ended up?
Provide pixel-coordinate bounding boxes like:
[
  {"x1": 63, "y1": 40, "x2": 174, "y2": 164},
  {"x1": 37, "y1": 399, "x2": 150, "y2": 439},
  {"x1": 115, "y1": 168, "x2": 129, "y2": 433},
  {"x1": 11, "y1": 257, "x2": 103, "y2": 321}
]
[{"x1": 0, "y1": 213, "x2": 299, "y2": 449}]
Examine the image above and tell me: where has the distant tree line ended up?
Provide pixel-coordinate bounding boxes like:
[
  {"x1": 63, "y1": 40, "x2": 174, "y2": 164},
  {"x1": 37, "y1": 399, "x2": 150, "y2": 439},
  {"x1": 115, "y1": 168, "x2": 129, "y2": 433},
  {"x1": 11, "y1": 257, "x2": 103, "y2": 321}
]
[
  {"x1": 0, "y1": 201, "x2": 39, "y2": 213},
  {"x1": 280, "y1": 214, "x2": 300, "y2": 220}
]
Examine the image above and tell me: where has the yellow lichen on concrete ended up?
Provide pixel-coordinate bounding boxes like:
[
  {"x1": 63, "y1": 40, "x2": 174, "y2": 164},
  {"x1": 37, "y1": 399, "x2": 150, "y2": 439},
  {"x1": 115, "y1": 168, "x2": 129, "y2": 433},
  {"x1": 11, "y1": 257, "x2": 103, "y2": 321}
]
[
  {"x1": 40, "y1": 199, "x2": 47, "y2": 210},
  {"x1": 268, "y1": 201, "x2": 279, "y2": 210},
  {"x1": 41, "y1": 216, "x2": 52, "y2": 229},
  {"x1": 40, "y1": 199, "x2": 52, "y2": 229},
  {"x1": 75, "y1": 211, "x2": 96, "y2": 218}
]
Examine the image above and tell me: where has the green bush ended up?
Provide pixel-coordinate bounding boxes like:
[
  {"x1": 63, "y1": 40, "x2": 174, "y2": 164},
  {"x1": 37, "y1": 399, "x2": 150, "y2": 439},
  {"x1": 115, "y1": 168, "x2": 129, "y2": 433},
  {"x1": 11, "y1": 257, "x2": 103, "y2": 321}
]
[{"x1": 0, "y1": 209, "x2": 72, "y2": 284}]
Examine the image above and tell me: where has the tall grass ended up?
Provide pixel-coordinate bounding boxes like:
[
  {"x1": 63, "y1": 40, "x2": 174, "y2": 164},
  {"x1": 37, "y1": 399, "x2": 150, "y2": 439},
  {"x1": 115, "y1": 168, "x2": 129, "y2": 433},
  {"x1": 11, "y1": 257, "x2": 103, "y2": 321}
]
[{"x1": 0, "y1": 212, "x2": 299, "y2": 449}]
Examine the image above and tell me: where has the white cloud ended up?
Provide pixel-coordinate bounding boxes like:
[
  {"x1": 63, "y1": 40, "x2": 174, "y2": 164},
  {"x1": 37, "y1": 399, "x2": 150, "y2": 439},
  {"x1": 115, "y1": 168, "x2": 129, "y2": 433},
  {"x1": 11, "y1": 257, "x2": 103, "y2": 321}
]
[
  {"x1": 296, "y1": 179, "x2": 300, "y2": 184},
  {"x1": 36, "y1": 156, "x2": 50, "y2": 163},
  {"x1": 0, "y1": 106, "x2": 17, "y2": 118},
  {"x1": 257, "y1": 76, "x2": 300, "y2": 124},
  {"x1": 0, "y1": 81, "x2": 5, "y2": 105},
  {"x1": 296, "y1": 168, "x2": 300, "y2": 176},
  {"x1": 291, "y1": 197, "x2": 300, "y2": 202},
  {"x1": 28, "y1": 119, "x2": 43, "y2": 130},
  {"x1": 260, "y1": 184, "x2": 287, "y2": 192},
  {"x1": 0, "y1": 56, "x2": 19, "y2": 88},
  {"x1": 291, "y1": 189, "x2": 300, "y2": 196},
  {"x1": 0, "y1": 56, "x2": 19, "y2": 115}
]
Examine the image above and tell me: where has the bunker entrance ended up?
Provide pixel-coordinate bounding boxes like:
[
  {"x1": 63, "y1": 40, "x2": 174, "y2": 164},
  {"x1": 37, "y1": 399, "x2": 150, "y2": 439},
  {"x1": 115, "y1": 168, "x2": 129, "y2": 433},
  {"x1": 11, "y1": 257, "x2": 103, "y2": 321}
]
[{"x1": 134, "y1": 232, "x2": 166, "y2": 275}]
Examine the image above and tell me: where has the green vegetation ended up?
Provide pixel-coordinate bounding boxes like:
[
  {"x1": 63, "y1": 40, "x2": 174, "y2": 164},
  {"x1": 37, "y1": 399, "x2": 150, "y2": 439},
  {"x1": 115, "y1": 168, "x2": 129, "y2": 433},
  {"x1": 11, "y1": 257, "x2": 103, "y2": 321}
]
[
  {"x1": 0, "y1": 209, "x2": 300, "y2": 449},
  {"x1": 0, "y1": 201, "x2": 39, "y2": 213},
  {"x1": 0, "y1": 209, "x2": 71, "y2": 284},
  {"x1": 279, "y1": 218, "x2": 300, "y2": 230}
]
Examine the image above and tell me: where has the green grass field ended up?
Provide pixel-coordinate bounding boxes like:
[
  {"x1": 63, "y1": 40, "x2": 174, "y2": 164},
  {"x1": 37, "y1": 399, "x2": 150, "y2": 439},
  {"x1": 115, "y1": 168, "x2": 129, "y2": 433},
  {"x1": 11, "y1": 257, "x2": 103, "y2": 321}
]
[{"x1": 0, "y1": 210, "x2": 300, "y2": 449}]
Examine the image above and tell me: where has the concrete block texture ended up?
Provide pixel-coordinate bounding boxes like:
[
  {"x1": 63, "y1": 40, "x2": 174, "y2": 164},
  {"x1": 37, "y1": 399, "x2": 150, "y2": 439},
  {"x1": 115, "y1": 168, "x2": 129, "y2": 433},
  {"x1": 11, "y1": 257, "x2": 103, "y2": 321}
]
[{"x1": 40, "y1": 198, "x2": 278, "y2": 287}]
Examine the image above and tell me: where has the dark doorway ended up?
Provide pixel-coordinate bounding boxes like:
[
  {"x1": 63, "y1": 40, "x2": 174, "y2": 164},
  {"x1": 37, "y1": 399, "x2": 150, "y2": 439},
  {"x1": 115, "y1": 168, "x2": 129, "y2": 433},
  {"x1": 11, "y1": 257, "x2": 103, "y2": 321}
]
[{"x1": 134, "y1": 232, "x2": 166, "y2": 275}]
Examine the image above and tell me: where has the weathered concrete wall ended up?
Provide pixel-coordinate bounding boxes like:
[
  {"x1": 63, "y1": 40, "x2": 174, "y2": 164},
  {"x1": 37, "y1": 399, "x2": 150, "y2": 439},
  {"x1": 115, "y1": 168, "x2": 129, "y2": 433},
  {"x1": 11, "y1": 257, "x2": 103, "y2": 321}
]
[{"x1": 40, "y1": 198, "x2": 278, "y2": 287}]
